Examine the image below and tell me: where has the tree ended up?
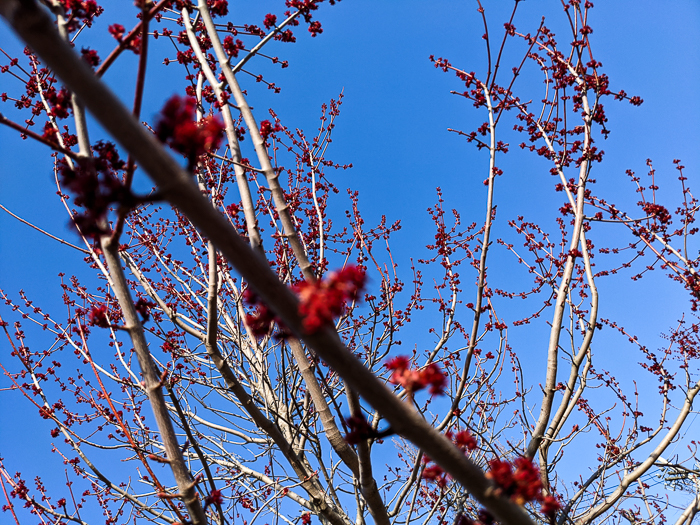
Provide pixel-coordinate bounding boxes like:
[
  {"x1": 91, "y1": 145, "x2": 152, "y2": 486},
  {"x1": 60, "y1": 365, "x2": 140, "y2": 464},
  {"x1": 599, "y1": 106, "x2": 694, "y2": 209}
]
[{"x1": 0, "y1": 0, "x2": 698, "y2": 524}]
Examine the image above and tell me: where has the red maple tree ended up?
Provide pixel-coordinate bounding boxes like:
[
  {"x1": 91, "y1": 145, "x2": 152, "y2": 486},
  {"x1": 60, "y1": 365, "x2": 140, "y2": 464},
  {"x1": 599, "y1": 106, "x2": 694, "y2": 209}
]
[{"x1": 0, "y1": 1, "x2": 698, "y2": 525}]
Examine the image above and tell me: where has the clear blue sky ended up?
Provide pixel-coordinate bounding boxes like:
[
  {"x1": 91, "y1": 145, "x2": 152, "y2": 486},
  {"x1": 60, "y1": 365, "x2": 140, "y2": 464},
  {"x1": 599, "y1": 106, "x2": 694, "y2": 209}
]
[{"x1": 1, "y1": 0, "x2": 699, "y2": 521}]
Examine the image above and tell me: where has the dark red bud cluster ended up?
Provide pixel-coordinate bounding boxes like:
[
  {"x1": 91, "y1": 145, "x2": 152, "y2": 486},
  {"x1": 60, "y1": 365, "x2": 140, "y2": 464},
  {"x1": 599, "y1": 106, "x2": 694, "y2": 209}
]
[
  {"x1": 343, "y1": 415, "x2": 374, "y2": 445},
  {"x1": 223, "y1": 36, "x2": 245, "y2": 58},
  {"x1": 420, "y1": 431, "x2": 478, "y2": 487},
  {"x1": 80, "y1": 48, "x2": 101, "y2": 68},
  {"x1": 59, "y1": 141, "x2": 132, "y2": 237},
  {"x1": 88, "y1": 304, "x2": 110, "y2": 327},
  {"x1": 243, "y1": 288, "x2": 282, "y2": 338},
  {"x1": 263, "y1": 13, "x2": 278, "y2": 29},
  {"x1": 155, "y1": 95, "x2": 225, "y2": 166},
  {"x1": 209, "y1": 0, "x2": 228, "y2": 17},
  {"x1": 259, "y1": 119, "x2": 283, "y2": 142},
  {"x1": 204, "y1": 488, "x2": 223, "y2": 507},
  {"x1": 641, "y1": 202, "x2": 671, "y2": 225},
  {"x1": 58, "y1": 0, "x2": 103, "y2": 33}
]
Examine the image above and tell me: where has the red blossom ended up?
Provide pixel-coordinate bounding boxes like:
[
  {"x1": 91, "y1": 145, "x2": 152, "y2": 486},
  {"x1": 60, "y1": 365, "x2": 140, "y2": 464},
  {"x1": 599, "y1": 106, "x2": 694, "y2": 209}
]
[
  {"x1": 454, "y1": 430, "x2": 478, "y2": 451},
  {"x1": 343, "y1": 415, "x2": 374, "y2": 445},
  {"x1": 59, "y1": 141, "x2": 131, "y2": 237},
  {"x1": 421, "y1": 362, "x2": 447, "y2": 394},
  {"x1": 486, "y1": 458, "x2": 514, "y2": 490},
  {"x1": 80, "y1": 48, "x2": 101, "y2": 68},
  {"x1": 58, "y1": 0, "x2": 103, "y2": 32},
  {"x1": 244, "y1": 24, "x2": 265, "y2": 37},
  {"x1": 308, "y1": 21, "x2": 323, "y2": 37},
  {"x1": 385, "y1": 356, "x2": 447, "y2": 396},
  {"x1": 641, "y1": 202, "x2": 671, "y2": 225},
  {"x1": 135, "y1": 298, "x2": 156, "y2": 323},
  {"x1": 46, "y1": 86, "x2": 72, "y2": 119},
  {"x1": 301, "y1": 513, "x2": 311, "y2": 525},
  {"x1": 42, "y1": 121, "x2": 58, "y2": 142},
  {"x1": 294, "y1": 265, "x2": 366, "y2": 333},
  {"x1": 486, "y1": 456, "x2": 544, "y2": 506},
  {"x1": 540, "y1": 495, "x2": 561, "y2": 518},
  {"x1": 208, "y1": 0, "x2": 228, "y2": 16},
  {"x1": 263, "y1": 13, "x2": 278, "y2": 29},
  {"x1": 88, "y1": 304, "x2": 109, "y2": 327},
  {"x1": 259, "y1": 119, "x2": 282, "y2": 142},
  {"x1": 511, "y1": 457, "x2": 542, "y2": 504},
  {"x1": 421, "y1": 457, "x2": 448, "y2": 488},
  {"x1": 243, "y1": 289, "x2": 284, "y2": 338},
  {"x1": 274, "y1": 29, "x2": 296, "y2": 43},
  {"x1": 204, "y1": 488, "x2": 224, "y2": 506},
  {"x1": 108, "y1": 23, "x2": 125, "y2": 42},
  {"x1": 155, "y1": 95, "x2": 225, "y2": 166},
  {"x1": 223, "y1": 36, "x2": 245, "y2": 58},
  {"x1": 422, "y1": 463, "x2": 444, "y2": 481}
]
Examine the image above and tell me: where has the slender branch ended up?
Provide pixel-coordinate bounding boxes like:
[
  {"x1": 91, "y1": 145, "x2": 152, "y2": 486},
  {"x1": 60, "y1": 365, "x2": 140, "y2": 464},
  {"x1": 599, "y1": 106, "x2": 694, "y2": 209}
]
[
  {"x1": 0, "y1": 111, "x2": 81, "y2": 160},
  {"x1": 0, "y1": 203, "x2": 90, "y2": 253}
]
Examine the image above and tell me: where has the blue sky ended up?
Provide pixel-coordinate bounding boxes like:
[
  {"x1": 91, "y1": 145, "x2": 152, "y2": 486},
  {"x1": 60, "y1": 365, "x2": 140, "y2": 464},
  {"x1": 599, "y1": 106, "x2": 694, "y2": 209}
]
[{"x1": 1, "y1": 0, "x2": 699, "y2": 522}]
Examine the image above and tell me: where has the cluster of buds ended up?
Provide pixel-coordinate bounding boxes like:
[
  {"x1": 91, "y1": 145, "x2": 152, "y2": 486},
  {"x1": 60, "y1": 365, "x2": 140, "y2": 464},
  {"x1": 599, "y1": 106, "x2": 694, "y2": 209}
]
[
  {"x1": 385, "y1": 356, "x2": 446, "y2": 397},
  {"x1": 421, "y1": 430, "x2": 478, "y2": 488},
  {"x1": 155, "y1": 95, "x2": 224, "y2": 168},
  {"x1": 244, "y1": 265, "x2": 366, "y2": 338},
  {"x1": 485, "y1": 457, "x2": 560, "y2": 519},
  {"x1": 293, "y1": 266, "x2": 365, "y2": 333},
  {"x1": 59, "y1": 141, "x2": 132, "y2": 238}
]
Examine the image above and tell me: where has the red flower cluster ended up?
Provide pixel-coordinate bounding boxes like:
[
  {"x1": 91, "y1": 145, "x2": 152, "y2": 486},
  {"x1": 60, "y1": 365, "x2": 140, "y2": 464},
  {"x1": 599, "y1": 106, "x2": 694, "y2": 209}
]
[
  {"x1": 155, "y1": 95, "x2": 224, "y2": 166},
  {"x1": 385, "y1": 356, "x2": 447, "y2": 395},
  {"x1": 58, "y1": 0, "x2": 103, "y2": 32},
  {"x1": 449, "y1": 430, "x2": 478, "y2": 452},
  {"x1": 223, "y1": 35, "x2": 245, "y2": 58},
  {"x1": 45, "y1": 86, "x2": 72, "y2": 119},
  {"x1": 59, "y1": 141, "x2": 132, "y2": 237},
  {"x1": 421, "y1": 457, "x2": 448, "y2": 488},
  {"x1": 135, "y1": 298, "x2": 156, "y2": 323},
  {"x1": 108, "y1": 23, "x2": 125, "y2": 41},
  {"x1": 683, "y1": 269, "x2": 700, "y2": 311},
  {"x1": 343, "y1": 415, "x2": 374, "y2": 445},
  {"x1": 641, "y1": 202, "x2": 671, "y2": 225},
  {"x1": 259, "y1": 119, "x2": 283, "y2": 142},
  {"x1": 263, "y1": 13, "x2": 278, "y2": 29},
  {"x1": 486, "y1": 457, "x2": 561, "y2": 517},
  {"x1": 294, "y1": 266, "x2": 365, "y2": 333},
  {"x1": 421, "y1": 430, "x2": 478, "y2": 487},
  {"x1": 244, "y1": 266, "x2": 365, "y2": 338},
  {"x1": 205, "y1": 488, "x2": 223, "y2": 506},
  {"x1": 80, "y1": 48, "x2": 101, "y2": 68},
  {"x1": 88, "y1": 304, "x2": 109, "y2": 328},
  {"x1": 301, "y1": 513, "x2": 311, "y2": 525},
  {"x1": 209, "y1": 0, "x2": 228, "y2": 17},
  {"x1": 243, "y1": 288, "x2": 281, "y2": 338}
]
